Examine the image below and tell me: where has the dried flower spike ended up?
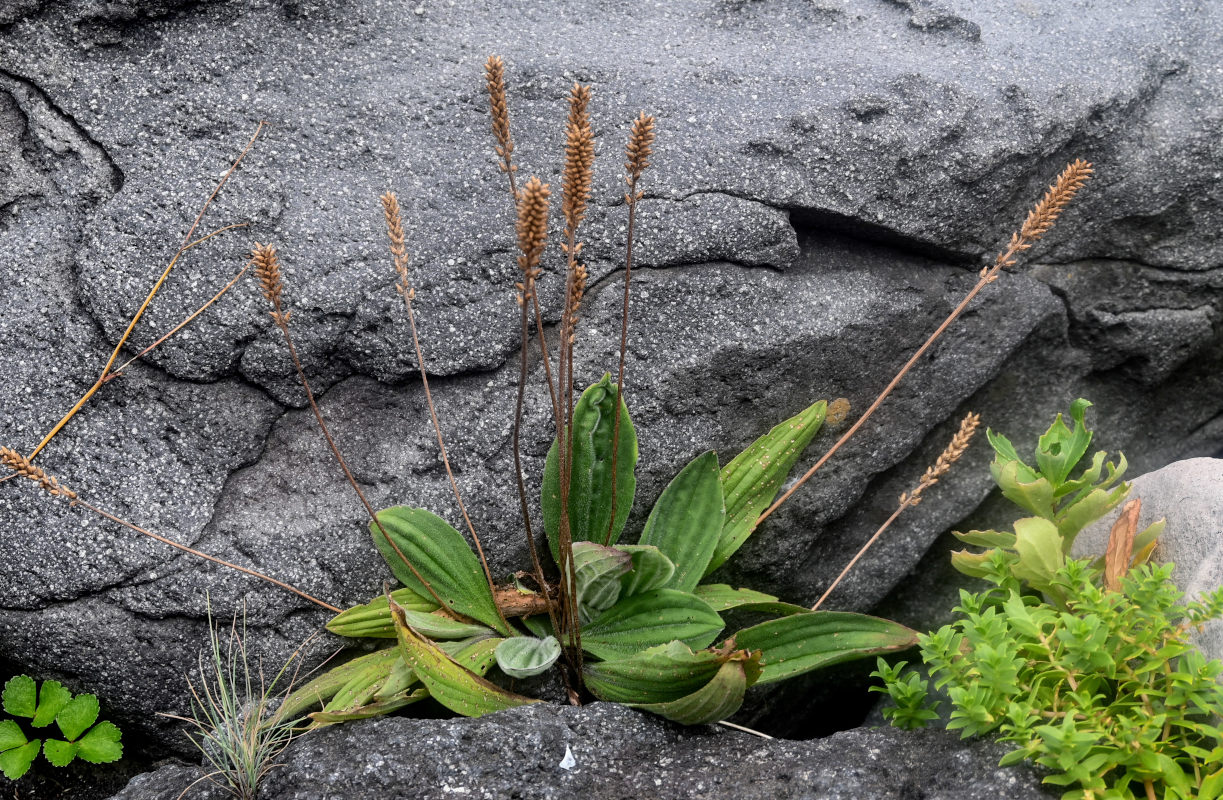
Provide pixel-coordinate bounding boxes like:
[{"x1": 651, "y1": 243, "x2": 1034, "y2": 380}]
[
  {"x1": 485, "y1": 55, "x2": 515, "y2": 176},
  {"x1": 0, "y1": 447, "x2": 76, "y2": 500},
  {"x1": 251, "y1": 243, "x2": 290, "y2": 326},
  {"x1": 562, "y1": 84, "x2": 595, "y2": 233},
  {"x1": 992, "y1": 159, "x2": 1094, "y2": 273},
  {"x1": 900, "y1": 412, "x2": 981, "y2": 506},
  {"x1": 380, "y1": 192, "x2": 414, "y2": 301},
  {"x1": 516, "y1": 177, "x2": 551, "y2": 301},
  {"x1": 624, "y1": 112, "x2": 655, "y2": 190}
]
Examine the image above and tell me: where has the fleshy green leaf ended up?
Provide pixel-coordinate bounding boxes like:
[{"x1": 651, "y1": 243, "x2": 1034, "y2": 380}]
[
  {"x1": 733, "y1": 612, "x2": 918, "y2": 685},
  {"x1": 2, "y1": 675, "x2": 36, "y2": 718},
  {"x1": 951, "y1": 529, "x2": 1017, "y2": 549},
  {"x1": 580, "y1": 589, "x2": 724, "y2": 661},
  {"x1": 639, "y1": 451, "x2": 725, "y2": 592},
  {"x1": 583, "y1": 641, "x2": 728, "y2": 704},
  {"x1": 74, "y1": 721, "x2": 122, "y2": 764},
  {"x1": 693, "y1": 585, "x2": 808, "y2": 616},
  {"x1": 494, "y1": 636, "x2": 562, "y2": 678},
  {"x1": 31, "y1": 681, "x2": 72, "y2": 729},
  {"x1": 709, "y1": 399, "x2": 827, "y2": 574},
  {"x1": 1035, "y1": 399, "x2": 1093, "y2": 487},
  {"x1": 543, "y1": 374, "x2": 638, "y2": 558},
  {"x1": 370, "y1": 507, "x2": 511, "y2": 635},
  {"x1": 1054, "y1": 484, "x2": 1129, "y2": 550},
  {"x1": 55, "y1": 694, "x2": 99, "y2": 742},
  {"x1": 326, "y1": 587, "x2": 439, "y2": 639},
  {"x1": 950, "y1": 549, "x2": 996, "y2": 578},
  {"x1": 629, "y1": 657, "x2": 755, "y2": 725},
  {"x1": 391, "y1": 599, "x2": 537, "y2": 718},
  {"x1": 986, "y1": 429, "x2": 1040, "y2": 485},
  {"x1": 995, "y1": 460, "x2": 1056, "y2": 519},
  {"x1": 616, "y1": 545, "x2": 676, "y2": 598},
  {"x1": 0, "y1": 739, "x2": 39, "y2": 780},
  {"x1": 1011, "y1": 517, "x2": 1065, "y2": 587},
  {"x1": 572, "y1": 541, "x2": 632, "y2": 622},
  {"x1": 42, "y1": 738, "x2": 78, "y2": 767},
  {"x1": 0, "y1": 719, "x2": 27, "y2": 752}
]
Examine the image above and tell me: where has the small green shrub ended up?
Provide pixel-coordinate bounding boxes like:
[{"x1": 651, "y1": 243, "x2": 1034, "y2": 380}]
[
  {"x1": 0, "y1": 675, "x2": 122, "y2": 780},
  {"x1": 874, "y1": 401, "x2": 1223, "y2": 799}
]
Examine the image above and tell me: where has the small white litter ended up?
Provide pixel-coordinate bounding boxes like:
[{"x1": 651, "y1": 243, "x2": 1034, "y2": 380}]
[{"x1": 559, "y1": 745, "x2": 577, "y2": 771}]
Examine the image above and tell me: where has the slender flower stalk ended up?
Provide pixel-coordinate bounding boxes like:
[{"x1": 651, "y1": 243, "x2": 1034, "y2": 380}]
[
  {"x1": 0, "y1": 447, "x2": 340, "y2": 613},
  {"x1": 377, "y1": 195, "x2": 510, "y2": 632},
  {"x1": 759, "y1": 160, "x2": 1093, "y2": 527},
  {"x1": 250, "y1": 242, "x2": 451, "y2": 614},
  {"x1": 811, "y1": 412, "x2": 981, "y2": 611},
  {"x1": 604, "y1": 112, "x2": 655, "y2": 545}
]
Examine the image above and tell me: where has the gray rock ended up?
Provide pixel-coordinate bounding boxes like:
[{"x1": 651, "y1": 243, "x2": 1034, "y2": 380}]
[
  {"x1": 1072, "y1": 457, "x2": 1223, "y2": 658},
  {"x1": 107, "y1": 703, "x2": 1056, "y2": 800},
  {"x1": 0, "y1": 0, "x2": 1220, "y2": 765}
]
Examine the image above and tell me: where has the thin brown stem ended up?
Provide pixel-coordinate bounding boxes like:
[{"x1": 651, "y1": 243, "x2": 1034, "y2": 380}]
[
  {"x1": 28, "y1": 124, "x2": 264, "y2": 461},
  {"x1": 603, "y1": 175, "x2": 640, "y2": 545},
  {"x1": 759, "y1": 160, "x2": 1092, "y2": 526},
  {"x1": 73, "y1": 499, "x2": 340, "y2": 613},
  {"x1": 811, "y1": 503, "x2": 906, "y2": 611}
]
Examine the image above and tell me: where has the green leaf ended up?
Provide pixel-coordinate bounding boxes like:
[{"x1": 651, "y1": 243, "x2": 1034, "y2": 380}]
[
  {"x1": 280, "y1": 647, "x2": 402, "y2": 720},
  {"x1": 521, "y1": 615, "x2": 553, "y2": 639},
  {"x1": 396, "y1": 609, "x2": 495, "y2": 641},
  {"x1": 0, "y1": 740, "x2": 39, "y2": 780},
  {"x1": 572, "y1": 541, "x2": 632, "y2": 622},
  {"x1": 494, "y1": 636, "x2": 562, "y2": 678},
  {"x1": 639, "y1": 451, "x2": 725, "y2": 592},
  {"x1": 42, "y1": 738, "x2": 78, "y2": 767},
  {"x1": 629, "y1": 657, "x2": 754, "y2": 725},
  {"x1": 583, "y1": 641, "x2": 727, "y2": 704},
  {"x1": 1054, "y1": 484, "x2": 1129, "y2": 549},
  {"x1": 951, "y1": 529, "x2": 1017, "y2": 549},
  {"x1": 370, "y1": 506, "x2": 511, "y2": 635},
  {"x1": 693, "y1": 584, "x2": 808, "y2": 616},
  {"x1": 2, "y1": 675, "x2": 36, "y2": 718},
  {"x1": 324, "y1": 654, "x2": 412, "y2": 714},
  {"x1": 986, "y1": 429, "x2": 1040, "y2": 485},
  {"x1": 55, "y1": 693, "x2": 99, "y2": 742},
  {"x1": 1035, "y1": 399, "x2": 1093, "y2": 487},
  {"x1": 995, "y1": 460, "x2": 1056, "y2": 519},
  {"x1": 616, "y1": 545, "x2": 676, "y2": 597},
  {"x1": 580, "y1": 589, "x2": 724, "y2": 661},
  {"x1": 0, "y1": 719, "x2": 27, "y2": 752},
  {"x1": 733, "y1": 612, "x2": 918, "y2": 685},
  {"x1": 445, "y1": 637, "x2": 503, "y2": 677},
  {"x1": 326, "y1": 587, "x2": 440, "y2": 639},
  {"x1": 950, "y1": 549, "x2": 996, "y2": 578},
  {"x1": 543, "y1": 374, "x2": 638, "y2": 558},
  {"x1": 1011, "y1": 517, "x2": 1065, "y2": 588},
  {"x1": 391, "y1": 599, "x2": 537, "y2": 718},
  {"x1": 308, "y1": 690, "x2": 428, "y2": 727},
  {"x1": 31, "y1": 681, "x2": 72, "y2": 729},
  {"x1": 709, "y1": 399, "x2": 827, "y2": 574}
]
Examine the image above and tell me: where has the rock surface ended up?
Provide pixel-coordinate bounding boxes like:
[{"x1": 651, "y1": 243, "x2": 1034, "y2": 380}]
[
  {"x1": 0, "y1": 0, "x2": 1220, "y2": 771},
  {"x1": 1072, "y1": 457, "x2": 1223, "y2": 658},
  {"x1": 107, "y1": 702, "x2": 1055, "y2": 800}
]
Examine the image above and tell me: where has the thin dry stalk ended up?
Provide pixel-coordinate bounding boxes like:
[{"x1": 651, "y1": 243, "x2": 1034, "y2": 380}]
[
  {"x1": 0, "y1": 447, "x2": 340, "y2": 613},
  {"x1": 508, "y1": 178, "x2": 563, "y2": 640},
  {"x1": 250, "y1": 242, "x2": 450, "y2": 613},
  {"x1": 377, "y1": 196, "x2": 509, "y2": 631},
  {"x1": 604, "y1": 112, "x2": 655, "y2": 545},
  {"x1": 555, "y1": 83, "x2": 595, "y2": 674},
  {"x1": 811, "y1": 412, "x2": 980, "y2": 611},
  {"x1": 26, "y1": 123, "x2": 265, "y2": 463},
  {"x1": 759, "y1": 160, "x2": 1093, "y2": 527}
]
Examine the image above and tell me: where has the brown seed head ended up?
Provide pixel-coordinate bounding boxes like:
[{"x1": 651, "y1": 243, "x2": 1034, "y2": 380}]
[
  {"x1": 380, "y1": 192, "x2": 414, "y2": 301},
  {"x1": 624, "y1": 112, "x2": 655, "y2": 189},
  {"x1": 566, "y1": 262, "x2": 589, "y2": 340},
  {"x1": 900, "y1": 412, "x2": 981, "y2": 506},
  {"x1": 994, "y1": 160, "x2": 1093, "y2": 272},
  {"x1": 516, "y1": 177, "x2": 551, "y2": 300},
  {"x1": 562, "y1": 83, "x2": 595, "y2": 234},
  {"x1": 251, "y1": 242, "x2": 290, "y2": 325},
  {"x1": 485, "y1": 55, "x2": 515, "y2": 173},
  {"x1": 1, "y1": 447, "x2": 77, "y2": 500}
]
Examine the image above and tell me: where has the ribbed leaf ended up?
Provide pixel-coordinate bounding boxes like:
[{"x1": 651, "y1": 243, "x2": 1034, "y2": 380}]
[
  {"x1": 733, "y1": 612, "x2": 918, "y2": 684},
  {"x1": 708, "y1": 400, "x2": 826, "y2": 574},
  {"x1": 391, "y1": 600, "x2": 537, "y2": 718},
  {"x1": 617, "y1": 545, "x2": 676, "y2": 598},
  {"x1": 370, "y1": 507, "x2": 511, "y2": 635},
  {"x1": 324, "y1": 653, "x2": 414, "y2": 714},
  {"x1": 543, "y1": 375, "x2": 638, "y2": 560},
  {"x1": 693, "y1": 584, "x2": 807, "y2": 616},
  {"x1": 308, "y1": 691, "x2": 427, "y2": 726},
  {"x1": 326, "y1": 587, "x2": 439, "y2": 639},
  {"x1": 494, "y1": 636, "x2": 562, "y2": 678},
  {"x1": 583, "y1": 641, "x2": 725, "y2": 704},
  {"x1": 521, "y1": 615, "x2": 553, "y2": 640},
  {"x1": 630, "y1": 657, "x2": 754, "y2": 725},
  {"x1": 280, "y1": 647, "x2": 403, "y2": 720},
  {"x1": 572, "y1": 541, "x2": 632, "y2": 622},
  {"x1": 639, "y1": 451, "x2": 724, "y2": 592},
  {"x1": 581, "y1": 589, "x2": 724, "y2": 661}
]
